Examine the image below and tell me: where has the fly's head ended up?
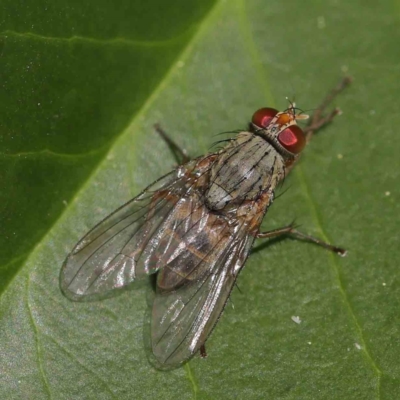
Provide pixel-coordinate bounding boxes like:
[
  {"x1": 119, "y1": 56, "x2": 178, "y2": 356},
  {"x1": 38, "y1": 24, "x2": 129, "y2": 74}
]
[{"x1": 251, "y1": 103, "x2": 309, "y2": 163}]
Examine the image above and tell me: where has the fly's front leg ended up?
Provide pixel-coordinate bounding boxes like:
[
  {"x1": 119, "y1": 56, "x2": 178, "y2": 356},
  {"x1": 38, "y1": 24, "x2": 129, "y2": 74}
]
[
  {"x1": 304, "y1": 76, "x2": 353, "y2": 142},
  {"x1": 154, "y1": 124, "x2": 191, "y2": 165},
  {"x1": 257, "y1": 224, "x2": 347, "y2": 257},
  {"x1": 285, "y1": 76, "x2": 352, "y2": 175}
]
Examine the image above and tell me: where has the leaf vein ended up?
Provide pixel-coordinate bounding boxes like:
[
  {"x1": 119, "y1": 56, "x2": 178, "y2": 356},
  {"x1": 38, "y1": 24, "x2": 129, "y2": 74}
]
[
  {"x1": 184, "y1": 363, "x2": 199, "y2": 400},
  {"x1": 237, "y1": 0, "x2": 275, "y2": 107},
  {"x1": 47, "y1": 335, "x2": 118, "y2": 399},
  {"x1": 0, "y1": 145, "x2": 109, "y2": 160},
  {"x1": 296, "y1": 166, "x2": 382, "y2": 399},
  {"x1": 1, "y1": 30, "x2": 195, "y2": 48},
  {"x1": 26, "y1": 275, "x2": 52, "y2": 399}
]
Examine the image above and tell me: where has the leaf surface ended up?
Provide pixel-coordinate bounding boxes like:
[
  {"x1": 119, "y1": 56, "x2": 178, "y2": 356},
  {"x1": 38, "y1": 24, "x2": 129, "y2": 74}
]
[{"x1": 1, "y1": 0, "x2": 399, "y2": 398}]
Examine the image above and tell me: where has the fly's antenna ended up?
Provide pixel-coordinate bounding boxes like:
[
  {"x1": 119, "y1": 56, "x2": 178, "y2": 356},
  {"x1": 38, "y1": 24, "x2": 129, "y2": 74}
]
[
  {"x1": 285, "y1": 97, "x2": 309, "y2": 121},
  {"x1": 286, "y1": 96, "x2": 296, "y2": 113}
]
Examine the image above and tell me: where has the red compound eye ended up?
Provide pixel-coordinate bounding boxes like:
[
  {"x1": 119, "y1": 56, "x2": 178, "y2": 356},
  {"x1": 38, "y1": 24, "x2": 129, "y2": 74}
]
[
  {"x1": 277, "y1": 125, "x2": 306, "y2": 154},
  {"x1": 252, "y1": 107, "x2": 278, "y2": 128}
]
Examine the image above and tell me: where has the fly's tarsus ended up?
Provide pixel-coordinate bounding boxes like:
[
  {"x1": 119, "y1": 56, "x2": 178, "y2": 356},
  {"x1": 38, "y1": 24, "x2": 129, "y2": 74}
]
[{"x1": 200, "y1": 344, "x2": 207, "y2": 358}]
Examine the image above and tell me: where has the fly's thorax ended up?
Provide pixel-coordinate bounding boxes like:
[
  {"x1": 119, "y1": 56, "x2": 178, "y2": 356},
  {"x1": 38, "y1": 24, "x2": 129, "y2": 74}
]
[{"x1": 205, "y1": 132, "x2": 285, "y2": 211}]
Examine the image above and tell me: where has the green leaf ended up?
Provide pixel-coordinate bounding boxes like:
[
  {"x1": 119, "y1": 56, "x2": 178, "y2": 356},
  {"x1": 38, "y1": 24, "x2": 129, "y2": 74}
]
[{"x1": 1, "y1": 0, "x2": 399, "y2": 398}]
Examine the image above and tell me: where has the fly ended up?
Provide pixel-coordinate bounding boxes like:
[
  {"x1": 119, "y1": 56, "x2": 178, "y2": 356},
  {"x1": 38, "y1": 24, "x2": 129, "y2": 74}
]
[{"x1": 60, "y1": 77, "x2": 351, "y2": 368}]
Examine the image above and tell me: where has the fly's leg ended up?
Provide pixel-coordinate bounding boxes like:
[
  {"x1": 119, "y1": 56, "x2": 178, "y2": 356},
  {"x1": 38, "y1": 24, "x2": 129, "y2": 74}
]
[
  {"x1": 303, "y1": 76, "x2": 353, "y2": 142},
  {"x1": 257, "y1": 224, "x2": 347, "y2": 257},
  {"x1": 154, "y1": 124, "x2": 191, "y2": 165},
  {"x1": 285, "y1": 76, "x2": 352, "y2": 175},
  {"x1": 200, "y1": 344, "x2": 208, "y2": 358}
]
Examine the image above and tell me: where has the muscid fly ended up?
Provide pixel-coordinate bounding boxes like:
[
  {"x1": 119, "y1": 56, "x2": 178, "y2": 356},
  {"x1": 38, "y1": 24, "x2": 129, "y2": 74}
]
[{"x1": 60, "y1": 77, "x2": 351, "y2": 368}]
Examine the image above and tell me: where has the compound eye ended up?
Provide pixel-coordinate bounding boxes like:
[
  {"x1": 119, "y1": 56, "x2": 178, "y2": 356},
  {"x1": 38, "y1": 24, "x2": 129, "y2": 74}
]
[
  {"x1": 277, "y1": 125, "x2": 306, "y2": 154},
  {"x1": 252, "y1": 107, "x2": 279, "y2": 128}
]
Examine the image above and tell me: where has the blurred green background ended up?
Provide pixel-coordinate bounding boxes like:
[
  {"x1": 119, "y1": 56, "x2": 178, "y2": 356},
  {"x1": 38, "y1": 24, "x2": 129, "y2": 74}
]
[{"x1": 1, "y1": 0, "x2": 399, "y2": 398}]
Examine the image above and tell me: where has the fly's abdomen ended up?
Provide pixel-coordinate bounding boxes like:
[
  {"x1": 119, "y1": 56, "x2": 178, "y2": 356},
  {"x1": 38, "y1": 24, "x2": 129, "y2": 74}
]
[
  {"x1": 205, "y1": 133, "x2": 285, "y2": 210},
  {"x1": 155, "y1": 194, "x2": 232, "y2": 292}
]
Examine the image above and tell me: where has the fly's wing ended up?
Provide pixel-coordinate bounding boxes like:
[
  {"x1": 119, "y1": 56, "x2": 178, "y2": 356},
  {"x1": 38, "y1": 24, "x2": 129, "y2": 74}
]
[
  {"x1": 60, "y1": 167, "x2": 194, "y2": 301},
  {"x1": 150, "y1": 193, "x2": 259, "y2": 367}
]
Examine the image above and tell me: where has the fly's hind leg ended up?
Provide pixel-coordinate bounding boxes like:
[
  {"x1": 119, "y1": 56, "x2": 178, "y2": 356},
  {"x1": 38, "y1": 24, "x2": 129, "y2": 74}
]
[
  {"x1": 154, "y1": 124, "x2": 191, "y2": 165},
  {"x1": 257, "y1": 224, "x2": 347, "y2": 257}
]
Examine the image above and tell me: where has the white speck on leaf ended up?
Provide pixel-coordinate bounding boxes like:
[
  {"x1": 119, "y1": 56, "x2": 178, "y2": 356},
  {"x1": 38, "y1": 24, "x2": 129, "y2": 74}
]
[
  {"x1": 291, "y1": 316, "x2": 301, "y2": 324},
  {"x1": 355, "y1": 343, "x2": 362, "y2": 350}
]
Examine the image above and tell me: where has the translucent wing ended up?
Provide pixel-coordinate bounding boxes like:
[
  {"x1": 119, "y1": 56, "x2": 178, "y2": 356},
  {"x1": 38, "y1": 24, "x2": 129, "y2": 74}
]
[
  {"x1": 150, "y1": 193, "x2": 259, "y2": 367},
  {"x1": 60, "y1": 167, "x2": 194, "y2": 301}
]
